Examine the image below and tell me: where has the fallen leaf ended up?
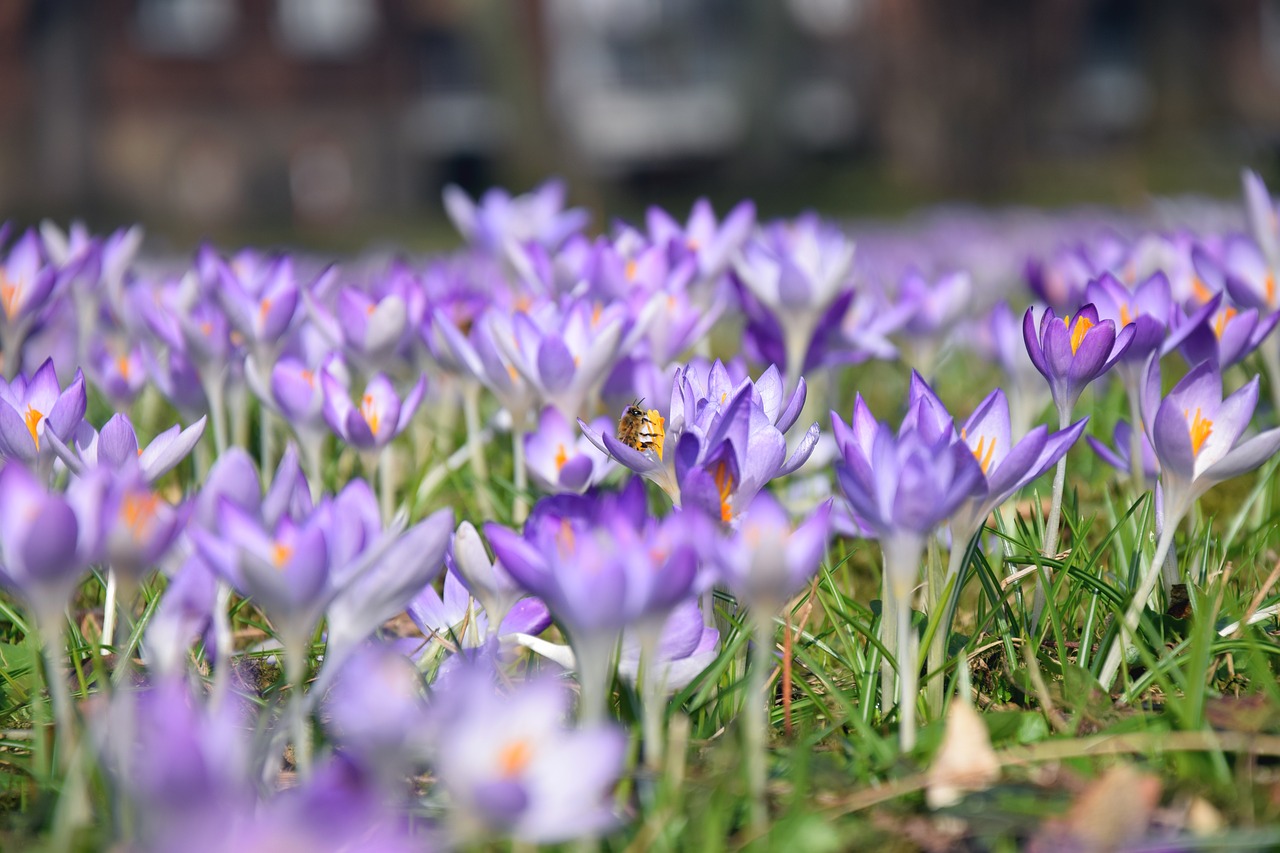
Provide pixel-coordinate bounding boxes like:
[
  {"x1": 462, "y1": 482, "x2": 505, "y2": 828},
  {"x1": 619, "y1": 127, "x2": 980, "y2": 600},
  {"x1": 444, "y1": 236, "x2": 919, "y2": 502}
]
[{"x1": 925, "y1": 697, "x2": 1000, "y2": 809}]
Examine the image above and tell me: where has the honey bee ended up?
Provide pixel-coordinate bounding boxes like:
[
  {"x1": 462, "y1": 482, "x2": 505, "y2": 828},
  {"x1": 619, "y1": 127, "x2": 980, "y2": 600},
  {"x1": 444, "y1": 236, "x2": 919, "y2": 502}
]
[{"x1": 617, "y1": 399, "x2": 666, "y2": 459}]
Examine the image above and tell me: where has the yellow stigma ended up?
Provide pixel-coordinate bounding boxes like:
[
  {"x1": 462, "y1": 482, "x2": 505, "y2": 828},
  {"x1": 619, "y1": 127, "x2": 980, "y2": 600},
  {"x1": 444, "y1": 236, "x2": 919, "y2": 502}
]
[
  {"x1": 1066, "y1": 314, "x2": 1094, "y2": 355},
  {"x1": 497, "y1": 739, "x2": 533, "y2": 778},
  {"x1": 972, "y1": 435, "x2": 996, "y2": 475},
  {"x1": 554, "y1": 443, "x2": 569, "y2": 471},
  {"x1": 1119, "y1": 304, "x2": 1133, "y2": 327},
  {"x1": 713, "y1": 460, "x2": 735, "y2": 524},
  {"x1": 24, "y1": 406, "x2": 43, "y2": 450},
  {"x1": 360, "y1": 393, "x2": 380, "y2": 435},
  {"x1": 1186, "y1": 407, "x2": 1213, "y2": 456},
  {"x1": 271, "y1": 541, "x2": 293, "y2": 568},
  {"x1": 259, "y1": 297, "x2": 272, "y2": 320}
]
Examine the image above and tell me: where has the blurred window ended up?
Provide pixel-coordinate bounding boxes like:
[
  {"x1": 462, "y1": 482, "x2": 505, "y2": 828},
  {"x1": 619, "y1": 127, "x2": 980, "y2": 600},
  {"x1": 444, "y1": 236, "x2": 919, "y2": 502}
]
[
  {"x1": 275, "y1": 0, "x2": 378, "y2": 58},
  {"x1": 134, "y1": 0, "x2": 237, "y2": 57}
]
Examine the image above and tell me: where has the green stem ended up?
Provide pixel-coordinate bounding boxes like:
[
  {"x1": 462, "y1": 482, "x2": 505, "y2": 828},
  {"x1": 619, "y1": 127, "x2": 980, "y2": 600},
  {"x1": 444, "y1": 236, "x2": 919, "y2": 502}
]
[
  {"x1": 378, "y1": 447, "x2": 397, "y2": 524},
  {"x1": 1127, "y1": 384, "x2": 1145, "y2": 488},
  {"x1": 39, "y1": 617, "x2": 75, "y2": 776},
  {"x1": 1033, "y1": 407, "x2": 1072, "y2": 631},
  {"x1": 260, "y1": 405, "x2": 276, "y2": 477},
  {"x1": 638, "y1": 628, "x2": 665, "y2": 772},
  {"x1": 574, "y1": 632, "x2": 618, "y2": 726},
  {"x1": 896, "y1": 592, "x2": 918, "y2": 752}
]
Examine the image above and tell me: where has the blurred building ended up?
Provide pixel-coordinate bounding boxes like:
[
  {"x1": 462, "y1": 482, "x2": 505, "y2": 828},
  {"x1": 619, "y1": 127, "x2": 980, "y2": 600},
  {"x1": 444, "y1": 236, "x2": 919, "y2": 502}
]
[{"x1": 1, "y1": 1, "x2": 1279, "y2": 232}]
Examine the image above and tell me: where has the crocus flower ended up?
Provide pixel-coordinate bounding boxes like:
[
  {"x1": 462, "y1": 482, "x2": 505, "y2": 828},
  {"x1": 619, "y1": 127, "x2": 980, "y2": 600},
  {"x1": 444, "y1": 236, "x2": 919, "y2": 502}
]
[
  {"x1": 1023, "y1": 304, "x2": 1135, "y2": 420},
  {"x1": 85, "y1": 337, "x2": 147, "y2": 406},
  {"x1": 616, "y1": 597, "x2": 720, "y2": 694},
  {"x1": 408, "y1": 568, "x2": 552, "y2": 653},
  {"x1": 735, "y1": 214, "x2": 856, "y2": 391},
  {"x1": 1098, "y1": 358, "x2": 1280, "y2": 688},
  {"x1": 714, "y1": 491, "x2": 832, "y2": 612},
  {"x1": 429, "y1": 669, "x2": 625, "y2": 845},
  {"x1": 0, "y1": 229, "x2": 59, "y2": 374},
  {"x1": 1087, "y1": 420, "x2": 1158, "y2": 487},
  {"x1": 47, "y1": 412, "x2": 206, "y2": 484},
  {"x1": 321, "y1": 365, "x2": 425, "y2": 452},
  {"x1": 971, "y1": 301, "x2": 1050, "y2": 438},
  {"x1": 646, "y1": 197, "x2": 756, "y2": 282},
  {"x1": 581, "y1": 360, "x2": 816, "y2": 510},
  {"x1": 1175, "y1": 299, "x2": 1279, "y2": 370},
  {"x1": 323, "y1": 643, "x2": 430, "y2": 775},
  {"x1": 0, "y1": 357, "x2": 86, "y2": 470},
  {"x1": 524, "y1": 408, "x2": 614, "y2": 495},
  {"x1": 209, "y1": 251, "x2": 299, "y2": 357},
  {"x1": 443, "y1": 178, "x2": 589, "y2": 255},
  {"x1": 0, "y1": 463, "x2": 101, "y2": 628},
  {"x1": 1243, "y1": 168, "x2": 1280, "y2": 271},
  {"x1": 486, "y1": 480, "x2": 704, "y2": 721}
]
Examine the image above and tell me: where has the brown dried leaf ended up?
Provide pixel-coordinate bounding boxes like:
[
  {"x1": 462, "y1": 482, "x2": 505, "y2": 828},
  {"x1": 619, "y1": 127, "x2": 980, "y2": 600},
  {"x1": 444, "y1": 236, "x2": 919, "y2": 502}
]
[{"x1": 925, "y1": 698, "x2": 1000, "y2": 809}]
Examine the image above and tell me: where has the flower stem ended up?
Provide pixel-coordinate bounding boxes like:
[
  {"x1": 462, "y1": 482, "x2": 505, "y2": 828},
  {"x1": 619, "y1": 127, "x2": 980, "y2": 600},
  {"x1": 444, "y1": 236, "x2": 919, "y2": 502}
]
[
  {"x1": 574, "y1": 632, "x2": 618, "y2": 726},
  {"x1": 463, "y1": 382, "x2": 495, "y2": 519},
  {"x1": 204, "y1": 371, "x2": 228, "y2": 456},
  {"x1": 896, "y1": 592, "x2": 918, "y2": 752},
  {"x1": 284, "y1": 637, "x2": 312, "y2": 777},
  {"x1": 260, "y1": 405, "x2": 276, "y2": 477},
  {"x1": 38, "y1": 617, "x2": 75, "y2": 776},
  {"x1": 210, "y1": 581, "x2": 234, "y2": 710},
  {"x1": 1034, "y1": 407, "x2": 1072, "y2": 630},
  {"x1": 511, "y1": 410, "x2": 529, "y2": 524},
  {"x1": 1097, "y1": 510, "x2": 1182, "y2": 690},
  {"x1": 638, "y1": 628, "x2": 666, "y2": 772},
  {"x1": 100, "y1": 570, "x2": 117, "y2": 657},
  {"x1": 746, "y1": 607, "x2": 774, "y2": 834},
  {"x1": 880, "y1": 534, "x2": 924, "y2": 750},
  {"x1": 1126, "y1": 384, "x2": 1145, "y2": 488},
  {"x1": 378, "y1": 446, "x2": 397, "y2": 524}
]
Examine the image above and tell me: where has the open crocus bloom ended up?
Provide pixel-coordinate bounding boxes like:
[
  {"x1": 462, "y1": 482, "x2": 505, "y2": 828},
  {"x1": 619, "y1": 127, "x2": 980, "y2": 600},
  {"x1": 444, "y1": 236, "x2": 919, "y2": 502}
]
[
  {"x1": 1143, "y1": 358, "x2": 1280, "y2": 519},
  {"x1": 321, "y1": 366, "x2": 425, "y2": 451},
  {"x1": 0, "y1": 357, "x2": 86, "y2": 466},
  {"x1": 1023, "y1": 303, "x2": 1134, "y2": 417}
]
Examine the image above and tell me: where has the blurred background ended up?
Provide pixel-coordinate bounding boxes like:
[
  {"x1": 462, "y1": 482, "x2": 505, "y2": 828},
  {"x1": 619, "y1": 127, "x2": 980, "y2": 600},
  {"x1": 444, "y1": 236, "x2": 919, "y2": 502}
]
[{"x1": 4, "y1": 0, "x2": 1280, "y2": 249}]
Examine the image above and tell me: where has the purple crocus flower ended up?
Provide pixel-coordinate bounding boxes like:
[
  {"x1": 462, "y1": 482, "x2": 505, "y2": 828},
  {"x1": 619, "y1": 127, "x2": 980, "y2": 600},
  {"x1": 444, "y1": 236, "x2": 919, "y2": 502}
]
[
  {"x1": 1175, "y1": 298, "x2": 1280, "y2": 370},
  {"x1": 143, "y1": 554, "x2": 219, "y2": 676},
  {"x1": 0, "y1": 357, "x2": 86, "y2": 470},
  {"x1": 1087, "y1": 420, "x2": 1159, "y2": 487},
  {"x1": 895, "y1": 268, "x2": 972, "y2": 374},
  {"x1": 85, "y1": 337, "x2": 147, "y2": 407},
  {"x1": 714, "y1": 491, "x2": 832, "y2": 612},
  {"x1": 321, "y1": 285, "x2": 410, "y2": 370},
  {"x1": 443, "y1": 178, "x2": 590, "y2": 255},
  {"x1": 1243, "y1": 168, "x2": 1280, "y2": 272},
  {"x1": 1023, "y1": 304, "x2": 1135, "y2": 419},
  {"x1": 1098, "y1": 358, "x2": 1280, "y2": 688},
  {"x1": 323, "y1": 643, "x2": 430, "y2": 774},
  {"x1": 616, "y1": 597, "x2": 719, "y2": 694},
  {"x1": 524, "y1": 407, "x2": 614, "y2": 495},
  {"x1": 581, "y1": 360, "x2": 816, "y2": 510},
  {"x1": 321, "y1": 364, "x2": 425, "y2": 451},
  {"x1": 208, "y1": 250, "x2": 299, "y2": 355},
  {"x1": 0, "y1": 229, "x2": 59, "y2": 374},
  {"x1": 647, "y1": 197, "x2": 756, "y2": 282},
  {"x1": 901, "y1": 375, "x2": 1088, "y2": 566},
  {"x1": 408, "y1": 568, "x2": 551, "y2": 652},
  {"x1": 0, "y1": 463, "x2": 101, "y2": 627},
  {"x1": 48, "y1": 412, "x2": 206, "y2": 484},
  {"x1": 734, "y1": 214, "x2": 856, "y2": 391},
  {"x1": 429, "y1": 669, "x2": 625, "y2": 845}
]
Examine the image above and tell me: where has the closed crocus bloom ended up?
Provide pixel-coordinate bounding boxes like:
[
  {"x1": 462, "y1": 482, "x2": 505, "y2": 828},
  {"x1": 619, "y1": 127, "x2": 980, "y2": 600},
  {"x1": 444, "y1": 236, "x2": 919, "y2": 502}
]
[
  {"x1": 0, "y1": 357, "x2": 86, "y2": 469},
  {"x1": 50, "y1": 412, "x2": 206, "y2": 484},
  {"x1": 0, "y1": 229, "x2": 59, "y2": 371},
  {"x1": 101, "y1": 471, "x2": 185, "y2": 579},
  {"x1": 524, "y1": 407, "x2": 613, "y2": 495},
  {"x1": 647, "y1": 197, "x2": 756, "y2": 282},
  {"x1": 1087, "y1": 420, "x2": 1159, "y2": 487},
  {"x1": 0, "y1": 463, "x2": 99, "y2": 627},
  {"x1": 211, "y1": 252, "x2": 299, "y2": 353},
  {"x1": 1176, "y1": 299, "x2": 1279, "y2": 370},
  {"x1": 1243, "y1": 168, "x2": 1280, "y2": 270}
]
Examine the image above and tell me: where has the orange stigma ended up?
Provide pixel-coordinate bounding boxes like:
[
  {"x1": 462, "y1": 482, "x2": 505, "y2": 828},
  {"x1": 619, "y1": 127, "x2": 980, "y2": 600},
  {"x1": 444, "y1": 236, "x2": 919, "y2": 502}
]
[
  {"x1": 554, "y1": 443, "x2": 569, "y2": 471},
  {"x1": 1213, "y1": 307, "x2": 1237, "y2": 339},
  {"x1": 24, "y1": 406, "x2": 43, "y2": 449},
  {"x1": 0, "y1": 272, "x2": 20, "y2": 319},
  {"x1": 121, "y1": 491, "x2": 160, "y2": 538}
]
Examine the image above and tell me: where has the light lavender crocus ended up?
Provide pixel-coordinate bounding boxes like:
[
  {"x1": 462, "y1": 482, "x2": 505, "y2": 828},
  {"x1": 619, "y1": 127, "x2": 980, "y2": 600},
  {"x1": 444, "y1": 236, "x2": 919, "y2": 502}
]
[
  {"x1": 443, "y1": 178, "x2": 589, "y2": 255},
  {"x1": 832, "y1": 393, "x2": 984, "y2": 750},
  {"x1": 0, "y1": 229, "x2": 59, "y2": 378},
  {"x1": 0, "y1": 357, "x2": 86, "y2": 476},
  {"x1": 1097, "y1": 359, "x2": 1280, "y2": 688},
  {"x1": 524, "y1": 407, "x2": 613, "y2": 495},
  {"x1": 429, "y1": 669, "x2": 625, "y2": 845},
  {"x1": 734, "y1": 213, "x2": 856, "y2": 392}
]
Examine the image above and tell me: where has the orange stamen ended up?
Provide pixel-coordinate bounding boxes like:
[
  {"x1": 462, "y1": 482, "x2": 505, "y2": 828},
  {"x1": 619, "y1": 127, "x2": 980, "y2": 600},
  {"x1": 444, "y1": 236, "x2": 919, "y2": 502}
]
[
  {"x1": 1186, "y1": 407, "x2": 1213, "y2": 456},
  {"x1": 0, "y1": 273, "x2": 20, "y2": 319},
  {"x1": 554, "y1": 443, "x2": 569, "y2": 471},
  {"x1": 625, "y1": 259, "x2": 638, "y2": 281},
  {"x1": 1213, "y1": 307, "x2": 1237, "y2": 339},
  {"x1": 1067, "y1": 314, "x2": 1094, "y2": 355},
  {"x1": 121, "y1": 491, "x2": 160, "y2": 539},
  {"x1": 1267, "y1": 273, "x2": 1276, "y2": 307},
  {"x1": 497, "y1": 739, "x2": 533, "y2": 778},
  {"x1": 116, "y1": 355, "x2": 132, "y2": 379},
  {"x1": 360, "y1": 393, "x2": 380, "y2": 435},
  {"x1": 271, "y1": 541, "x2": 293, "y2": 568},
  {"x1": 1192, "y1": 277, "x2": 1213, "y2": 304},
  {"x1": 972, "y1": 435, "x2": 996, "y2": 475},
  {"x1": 301, "y1": 369, "x2": 315, "y2": 387},
  {"x1": 713, "y1": 460, "x2": 735, "y2": 523},
  {"x1": 1119, "y1": 304, "x2": 1133, "y2": 327},
  {"x1": 259, "y1": 297, "x2": 272, "y2": 320}
]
